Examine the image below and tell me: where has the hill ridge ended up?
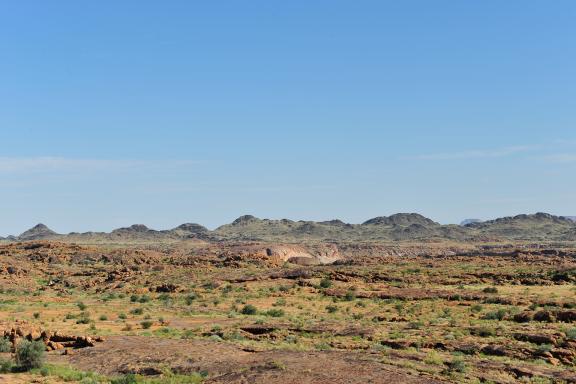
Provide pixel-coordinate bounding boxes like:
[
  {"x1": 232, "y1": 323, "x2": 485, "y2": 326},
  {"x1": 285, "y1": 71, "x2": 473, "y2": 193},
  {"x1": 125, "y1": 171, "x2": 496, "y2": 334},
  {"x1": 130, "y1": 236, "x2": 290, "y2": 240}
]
[{"x1": 5, "y1": 212, "x2": 576, "y2": 243}]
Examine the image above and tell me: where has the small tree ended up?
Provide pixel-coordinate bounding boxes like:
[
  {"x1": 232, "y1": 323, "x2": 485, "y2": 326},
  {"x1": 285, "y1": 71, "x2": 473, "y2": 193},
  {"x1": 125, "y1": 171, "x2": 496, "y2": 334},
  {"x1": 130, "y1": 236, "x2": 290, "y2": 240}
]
[
  {"x1": 15, "y1": 340, "x2": 45, "y2": 370},
  {"x1": 241, "y1": 304, "x2": 257, "y2": 315}
]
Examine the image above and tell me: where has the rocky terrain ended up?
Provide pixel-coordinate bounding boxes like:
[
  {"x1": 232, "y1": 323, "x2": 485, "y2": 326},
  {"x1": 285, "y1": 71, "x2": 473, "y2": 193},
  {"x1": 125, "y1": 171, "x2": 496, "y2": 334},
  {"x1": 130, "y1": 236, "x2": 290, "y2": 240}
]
[{"x1": 1, "y1": 237, "x2": 576, "y2": 383}]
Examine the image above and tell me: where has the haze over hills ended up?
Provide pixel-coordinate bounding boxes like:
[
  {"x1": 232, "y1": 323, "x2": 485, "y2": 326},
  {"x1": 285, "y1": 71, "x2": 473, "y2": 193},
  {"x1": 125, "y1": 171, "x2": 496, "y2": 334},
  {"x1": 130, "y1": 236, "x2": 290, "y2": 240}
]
[
  {"x1": 3, "y1": 212, "x2": 576, "y2": 243},
  {"x1": 460, "y1": 219, "x2": 483, "y2": 226}
]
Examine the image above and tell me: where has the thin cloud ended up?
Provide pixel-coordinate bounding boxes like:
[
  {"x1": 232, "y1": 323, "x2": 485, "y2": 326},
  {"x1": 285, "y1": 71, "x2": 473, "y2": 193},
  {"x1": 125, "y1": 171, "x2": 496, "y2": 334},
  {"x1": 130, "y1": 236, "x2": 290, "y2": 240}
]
[
  {"x1": 404, "y1": 145, "x2": 537, "y2": 161},
  {"x1": 0, "y1": 157, "x2": 140, "y2": 173},
  {"x1": 541, "y1": 154, "x2": 576, "y2": 163},
  {"x1": 0, "y1": 157, "x2": 198, "y2": 173}
]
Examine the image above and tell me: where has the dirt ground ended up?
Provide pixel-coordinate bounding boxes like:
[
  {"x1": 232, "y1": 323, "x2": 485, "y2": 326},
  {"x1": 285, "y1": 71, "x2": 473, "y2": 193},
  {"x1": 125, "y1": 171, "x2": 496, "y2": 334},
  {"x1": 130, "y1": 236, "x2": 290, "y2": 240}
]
[
  {"x1": 49, "y1": 335, "x2": 442, "y2": 383},
  {"x1": 2, "y1": 241, "x2": 576, "y2": 383}
]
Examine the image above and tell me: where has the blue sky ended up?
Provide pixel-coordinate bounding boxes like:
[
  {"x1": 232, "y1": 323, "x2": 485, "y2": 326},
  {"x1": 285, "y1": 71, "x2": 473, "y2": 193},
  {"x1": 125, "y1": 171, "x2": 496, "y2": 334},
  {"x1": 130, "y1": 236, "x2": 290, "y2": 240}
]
[{"x1": 1, "y1": 1, "x2": 575, "y2": 235}]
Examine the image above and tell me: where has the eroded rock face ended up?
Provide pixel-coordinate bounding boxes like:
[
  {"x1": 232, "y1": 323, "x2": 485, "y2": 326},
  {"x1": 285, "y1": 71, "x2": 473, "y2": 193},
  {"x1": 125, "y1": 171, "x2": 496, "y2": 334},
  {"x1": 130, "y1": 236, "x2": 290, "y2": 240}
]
[
  {"x1": 220, "y1": 243, "x2": 342, "y2": 266},
  {"x1": 0, "y1": 322, "x2": 103, "y2": 352}
]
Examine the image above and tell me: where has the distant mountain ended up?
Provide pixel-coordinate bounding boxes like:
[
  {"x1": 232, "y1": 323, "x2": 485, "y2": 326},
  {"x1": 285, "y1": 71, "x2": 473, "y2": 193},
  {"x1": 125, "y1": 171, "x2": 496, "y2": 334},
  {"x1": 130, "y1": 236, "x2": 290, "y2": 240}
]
[
  {"x1": 168, "y1": 223, "x2": 209, "y2": 237},
  {"x1": 564, "y1": 216, "x2": 576, "y2": 222},
  {"x1": 4, "y1": 212, "x2": 576, "y2": 243},
  {"x1": 461, "y1": 219, "x2": 483, "y2": 226},
  {"x1": 213, "y1": 213, "x2": 468, "y2": 242},
  {"x1": 18, "y1": 224, "x2": 60, "y2": 241},
  {"x1": 65, "y1": 222, "x2": 210, "y2": 242},
  {"x1": 464, "y1": 213, "x2": 575, "y2": 241},
  {"x1": 363, "y1": 213, "x2": 438, "y2": 227},
  {"x1": 111, "y1": 224, "x2": 153, "y2": 235}
]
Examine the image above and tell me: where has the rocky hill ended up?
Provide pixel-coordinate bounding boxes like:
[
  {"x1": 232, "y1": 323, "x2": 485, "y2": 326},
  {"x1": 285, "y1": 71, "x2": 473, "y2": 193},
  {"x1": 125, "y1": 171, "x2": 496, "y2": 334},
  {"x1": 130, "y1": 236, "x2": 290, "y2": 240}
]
[
  {"x1": 464, "y1": 213, "x2": 576, "y2": 241},
  {"x1": 17, "y1": 224, "x2": 60, "y2": 241},
  {"x1": 5, "y1": 212, "x2": 576, "y2": 243},
  {"x1": 212, "y1": 213, "x2": 470, "y2": 242}
]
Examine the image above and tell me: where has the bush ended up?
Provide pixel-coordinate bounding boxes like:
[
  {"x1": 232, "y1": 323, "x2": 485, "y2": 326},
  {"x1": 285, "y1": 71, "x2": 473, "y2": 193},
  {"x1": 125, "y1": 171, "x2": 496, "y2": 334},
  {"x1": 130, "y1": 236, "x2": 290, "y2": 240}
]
[
  {"x1": 483, "y1": 287, "x2": 498, "y2": 294},
  {"x1": 319, "y1": 278, "x2": 332, "y2": 289},
  {"x1": 535, "y1": 344, "x2": 553, "y2": 355},
  {"x1": 77, "y1": 302, "x2": 87, "y2": 311},
  {"x1": 111, "y1": 374, "x2": 138, "y2": 384},
  {"x1": 241, "y1": 305, "x2": 257, "y2": 315},
  {"x1": 76, "y1": 311, "x2": 91, "y2": 324},
  {"x1": 140, "y1": 320, "x2": 154, "y2": 329},
  {"x1": 471, "y1": 326, "x2": 496, "y2": 337},
  {"x1": 265, "y1": 309, "x2": 285, "y2": 317},
  {"x1": 565, "y1": 327, "x2": 576, "y2": 340},
  {"x1": 130, "y1": 308, "x2": 144, "y2": 315},
  {"x1": 446, "y1": 357, "x2": 467, "y2": 373},
  {"x1": 15, "y1": 340, "x2": 45, "y2": 370},
  {"x1": 326, "y1": 305, "x2": 338, "y2": 313},
  {"x1": 138, "y1": 295, "x2": 151, "y2": 303},
  {"x1": 470, "y1": 304, "x2": 483, "y2": 313},
  {"x1": 424, "y1": 351, "x2": 443, "y2": 365},
  {"x1": 185, "y1": 294, "x2": 198, "y2": 305},
  {"x1": 0, "y1": 337, "x2": 11, "y2": 353},
  {"x1": 408, "y1": 321, "x2": 424, "y2": 329},
  {"x1": 0, "y1": 358, "x2": 14, "y2": 373},
  {"x1": 482, "y1": 308, "x2": 507, "y2": 321},
  {"x1": 344, "y1": 291, "x2": 356, "y2": 301}
]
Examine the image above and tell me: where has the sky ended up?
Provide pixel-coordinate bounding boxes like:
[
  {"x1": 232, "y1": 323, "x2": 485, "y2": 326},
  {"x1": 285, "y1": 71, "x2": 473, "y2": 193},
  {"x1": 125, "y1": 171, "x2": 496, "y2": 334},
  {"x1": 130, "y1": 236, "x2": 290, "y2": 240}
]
[{"x1": 0, "y1": 1, "x2": 575, "y2": 235}]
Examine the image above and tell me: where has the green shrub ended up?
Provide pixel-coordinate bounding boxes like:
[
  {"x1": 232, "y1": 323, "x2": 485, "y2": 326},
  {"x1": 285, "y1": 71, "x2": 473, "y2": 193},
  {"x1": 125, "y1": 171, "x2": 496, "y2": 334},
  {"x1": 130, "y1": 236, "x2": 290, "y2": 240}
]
[
  {"x1": 273, "y1": 298, "x2": 286, "y2": 307},
  {"x1": 470, "y1": 304, "x2": 483, "y2": 313},
  {"x1": 185, "y1": 294, "x2": 198, "y2": 305},
  {"x1": 130, "y1": 308, "x2": 144, "y2": 315},
  {"x1": 482, "y1": 308, "x2": 507, "y2": 321},
  {"x1": 344, "y1": 291, "x2": 356, "y2": 301},
  {"x1": 483, "y1": 287, "x2": 498, "y2": 294},
  {"x1": 138, "y1": 295, "x2": 151, "y2": 303},
  {"x1": 140, "y1": 320, "x2": 154, "y2": 329},
  {"x1": 326, "y1": 305, "x2": 338, "y2": 313},
  {"x1": 157, "y1": 293, "x2": 171, "y2": 302},
  {"x1": 76, "y1": 311, "x2": 91, "y2": 324},
  {"x1": 77, "y1": 302, "x2": 87, "y2": 311},
  {"x1": 470, "y1": 326, "x2": 496, "y2": 337},
  {"x1": 241, "y1": 305, "x2": 257, "y2": 315},
  {"x1": 0, "y1": 337, "x2": 11, "y2": 353},
  {"x1": 446, "y1": 357, "x2": 467, "y2": 373},
  {"x1": 319, "y1": 278, "x2": 332, "y2": 289},
  {"x1": 424, "y1": 351, "x2": 443, "y2": 365},
  {"x1": 15, "y1": 340, "x2": 45, "y2": 370},
  {"x1": 408, "y1": 320, "x2": 424, "y2": 329},
  {"x1": 111, "y1": 374, "x2": 138, "y2": 384},
  {"x1": 535, "y1": 344, "x2": 553, "y2": 355},
  {"x1": 265, "y1": 309, "x2": 285, "y2": 317},
  {"x1": 0, "y1": 358, "x2": 14, "y2": 373},
  {"x1": 565, "y1": 327, "x2": 576, "y2": 340}
]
